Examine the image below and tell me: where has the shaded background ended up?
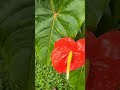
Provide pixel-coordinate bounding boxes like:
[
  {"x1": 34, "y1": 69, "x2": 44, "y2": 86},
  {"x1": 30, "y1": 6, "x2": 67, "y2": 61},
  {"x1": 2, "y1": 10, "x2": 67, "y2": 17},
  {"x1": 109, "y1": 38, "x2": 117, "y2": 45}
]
[
  {"x1": 0, "y1": 0, "x2": 34, "y2": 89},
  {"x1": 86, "y1": 0, "x2": 120, "y2": 90}
]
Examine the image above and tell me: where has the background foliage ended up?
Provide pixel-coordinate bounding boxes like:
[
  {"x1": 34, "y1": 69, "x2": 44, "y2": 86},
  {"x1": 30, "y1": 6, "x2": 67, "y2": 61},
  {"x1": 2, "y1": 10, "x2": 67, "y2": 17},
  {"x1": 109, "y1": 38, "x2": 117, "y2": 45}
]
[
  {"x1": 0, "y1": 0, "x2": 34, "y2": 89},
  {"x1": 86, "y1": 0, "x2": 120, "y2": 35}
]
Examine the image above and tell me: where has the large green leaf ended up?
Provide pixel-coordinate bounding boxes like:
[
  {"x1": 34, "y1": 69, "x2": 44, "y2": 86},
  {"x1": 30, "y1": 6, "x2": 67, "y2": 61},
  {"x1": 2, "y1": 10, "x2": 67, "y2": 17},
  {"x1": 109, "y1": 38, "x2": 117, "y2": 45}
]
[
  {"x1": 95, "y1": 5, "x2": 113, "y2": 37},
  {"x1": 110, "y1": 0, "x2": 120, "y2": 28},
  {"x1": 69, "y1": 66, "x2": 85, "y2": 90},
  {"x1": 35, "y1": 0, "x2": 85, "y2": 66},
  {"x1": 86, "y1": 0, "x2": 110, "y2": 28},
  {"x1": 0, "y1": 0, "x2": 34, "y2": 89}
]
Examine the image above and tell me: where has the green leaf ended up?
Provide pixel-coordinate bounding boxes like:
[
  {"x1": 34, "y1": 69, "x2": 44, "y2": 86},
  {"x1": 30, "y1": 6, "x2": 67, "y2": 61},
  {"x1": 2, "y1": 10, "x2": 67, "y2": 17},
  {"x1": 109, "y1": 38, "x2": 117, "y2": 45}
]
[
  {"x1": 95, "y1": 5, "x2": 113, "y2": 37},
  {"x1": 69, "y1": 66, "x2": 85, "y2": 90},
  {"x1": 75, "y1": 21, "x2": 85, "y2": 41},
  {"x1": 0, "y1": 0, "x2": 34, "y2": 89},
  {"x1": 35, "y1": 0, "x2": 85, "y2": 66},
  {"x1": 110, "y1": 0, "x2": 120, "y2": 28},
  {"x1": 86, "y1": 0, "x2": 110, "y2": 28}
]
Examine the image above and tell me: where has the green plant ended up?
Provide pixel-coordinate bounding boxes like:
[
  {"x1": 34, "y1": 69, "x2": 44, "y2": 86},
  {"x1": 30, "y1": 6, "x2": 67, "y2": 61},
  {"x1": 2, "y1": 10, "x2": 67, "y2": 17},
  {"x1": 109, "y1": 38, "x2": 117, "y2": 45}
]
[{"x1": 35, "y1": 0, "x2": 85, "y2": 89}]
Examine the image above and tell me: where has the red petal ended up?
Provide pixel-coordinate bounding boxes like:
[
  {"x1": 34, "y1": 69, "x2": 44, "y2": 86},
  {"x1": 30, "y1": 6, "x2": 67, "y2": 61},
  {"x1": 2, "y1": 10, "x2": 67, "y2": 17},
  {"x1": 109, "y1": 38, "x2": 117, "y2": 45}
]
[
  {"x1": 86, "y1": 31, "x2": 98, "y2": 60},
  {"x1": 87, "y1": 31, "x2": 120, "y2": 90},
  {"x1": 98, "y1": 31, "x2": 120, "y2": 59},
  {"x1": 87, "y1": 58, "x2": 120, "y2": 90},
  {"x1": 51, "y1": 37, "x2": 85, "y2": 73},
  {"x1": 51, "y1": 47, "x2": 70, "y2": 73},
  {"x1": 54, "y1": 37, "x2": 76, "y2": 50},
  {"x1": 76, "y1": 38, "x2": 85, "y2": 52}
]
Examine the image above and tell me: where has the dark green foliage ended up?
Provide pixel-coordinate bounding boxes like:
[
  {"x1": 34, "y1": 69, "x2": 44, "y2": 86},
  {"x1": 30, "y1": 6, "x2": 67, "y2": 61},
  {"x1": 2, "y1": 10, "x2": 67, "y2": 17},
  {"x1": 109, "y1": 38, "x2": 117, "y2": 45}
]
[
  {"x1": 35, "y1": 65, "x2": 73, "y2": 90},
  {"x1": 0, "y1": 0, "x2": 34, "y2": 89}
]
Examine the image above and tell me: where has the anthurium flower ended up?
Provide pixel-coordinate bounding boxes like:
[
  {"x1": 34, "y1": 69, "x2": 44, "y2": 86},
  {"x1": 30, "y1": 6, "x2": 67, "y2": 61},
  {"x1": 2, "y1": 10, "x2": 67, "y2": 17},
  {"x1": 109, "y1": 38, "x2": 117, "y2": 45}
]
[
  {"x1": 86, "y1": 30, "x2": 120, "y2": 90},
  {"x1": 51, "y1": 37, "x2": 85, "y2": 79}
]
